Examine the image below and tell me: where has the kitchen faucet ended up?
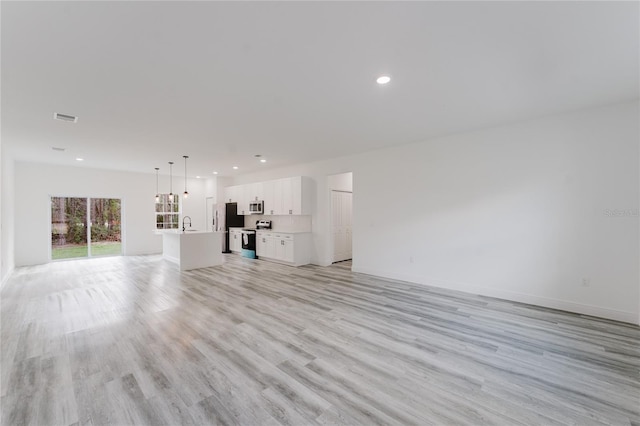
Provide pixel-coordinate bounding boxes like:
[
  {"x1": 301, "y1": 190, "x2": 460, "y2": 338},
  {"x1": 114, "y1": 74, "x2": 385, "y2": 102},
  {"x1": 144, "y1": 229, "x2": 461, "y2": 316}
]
[{"x1": 182, "y1": 216, "x2": 192, "y2": 232}]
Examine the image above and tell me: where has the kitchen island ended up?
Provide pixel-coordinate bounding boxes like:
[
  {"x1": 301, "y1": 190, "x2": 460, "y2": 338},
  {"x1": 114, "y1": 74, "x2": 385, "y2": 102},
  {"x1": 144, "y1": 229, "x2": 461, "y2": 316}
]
[{"x1": 161, "y1": 230, "x2": 224, "y2": 271}]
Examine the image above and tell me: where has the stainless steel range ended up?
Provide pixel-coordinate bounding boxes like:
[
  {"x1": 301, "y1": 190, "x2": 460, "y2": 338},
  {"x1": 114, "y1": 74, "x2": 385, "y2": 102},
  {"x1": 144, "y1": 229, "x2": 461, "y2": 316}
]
[{"x1": 241, "y1": 228, "x2": 257, "y2": 259}]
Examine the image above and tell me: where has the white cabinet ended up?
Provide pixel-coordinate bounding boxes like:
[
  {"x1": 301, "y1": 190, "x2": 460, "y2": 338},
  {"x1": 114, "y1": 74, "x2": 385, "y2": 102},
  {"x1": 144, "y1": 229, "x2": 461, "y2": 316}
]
[
  {"x1": 237, "y1": 183, "x2": 263, "y2": 215},
  {"x1": 270, "y1": 176, "x2": 308, "y2": 215},
  {"x1": 224, "y1": 185, "x2": 241, "y2": 204},
  {"x1": 256, "y1": 231, "x2": 310, "y2": 266},
  {"x1": 224, "y1": 186, "x2": 233, "y2": 203},
  {"x1": 262, "y1": 180, "x2": 276, "y2": 215},
  {"x1": 272, "y1": 179, "x2": 284, "y2": 215},
  {"x1": 283, "y1": 176, "x2": 304, "y2": 215},
  {"x1": 275, "y1": 234, "x2": 294, "y2": 263},
  {"x1": 256, "y1": 233, "x2": 267, "y2": 257},
  {"x1": 257, "y1": 232, "x2": 277, "y2": 259},
  {"x1": 291, "y1": 176, "x2": 303, "y2": 215},
  {"x1": 245, "y1": 182, "x2": 263, "y2": 202},
  {"x1": 224, "y1": 176, "x2": 311, "y2": 216},
  {"x1": 229, "y1": 228, "x2": 243, "y2": 252},
  {"x1": 280, "y1": 178, "x2": 293, "y2": 215},
  {"x1": 237, "y1": 185, "x2": 248, "y2": 216}
]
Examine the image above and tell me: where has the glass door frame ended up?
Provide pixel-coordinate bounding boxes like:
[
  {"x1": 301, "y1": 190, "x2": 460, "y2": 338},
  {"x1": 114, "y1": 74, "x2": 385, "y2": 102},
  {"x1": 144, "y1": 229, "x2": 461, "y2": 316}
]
[{"x1": 49, "y1": 195, "x2": 124, "y2": 261}]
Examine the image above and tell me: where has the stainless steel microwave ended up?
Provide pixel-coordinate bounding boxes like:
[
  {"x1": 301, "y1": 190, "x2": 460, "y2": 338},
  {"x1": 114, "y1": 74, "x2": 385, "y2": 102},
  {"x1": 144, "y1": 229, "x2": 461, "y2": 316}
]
[{"x1": 249, "y1": 200, "x2": 264, "y2": 215}]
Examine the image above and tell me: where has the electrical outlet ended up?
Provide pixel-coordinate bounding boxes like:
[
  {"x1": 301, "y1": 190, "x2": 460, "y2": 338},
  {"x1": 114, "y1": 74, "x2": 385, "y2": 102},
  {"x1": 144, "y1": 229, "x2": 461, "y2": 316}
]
[{"x1": 581, "y1": 278, "x2": 591, "y2": 287}]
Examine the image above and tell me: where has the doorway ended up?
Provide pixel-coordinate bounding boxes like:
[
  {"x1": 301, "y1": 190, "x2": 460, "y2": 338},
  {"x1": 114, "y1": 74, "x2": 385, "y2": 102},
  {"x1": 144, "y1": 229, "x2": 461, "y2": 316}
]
[
  {"x1": 50, "y1": 197, "x2": 122, "y2": 260},
  {"x1": 331, "y1": 190, "x2": 352, "y2": 263}
]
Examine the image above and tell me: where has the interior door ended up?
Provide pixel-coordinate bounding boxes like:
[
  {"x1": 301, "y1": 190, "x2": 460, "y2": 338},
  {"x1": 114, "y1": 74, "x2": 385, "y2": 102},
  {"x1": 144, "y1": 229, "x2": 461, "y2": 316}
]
[{"x1": 332, "y1": 190, "x2": 353, "y2": 263}]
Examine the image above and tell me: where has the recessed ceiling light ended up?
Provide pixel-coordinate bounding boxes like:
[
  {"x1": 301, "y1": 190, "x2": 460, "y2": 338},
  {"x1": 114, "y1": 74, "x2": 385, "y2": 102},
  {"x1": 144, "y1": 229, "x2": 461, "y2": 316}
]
[
  {"x1": 260, "y1": 159, "x2": 267, "y2": 163},
  {"x1": 213, "y1": 171, "x2": 218, "y2": 175},
  {"x1": 75, "y1": 158, "x2": 84, "y2": 161},
  {"x1": 196, "y1": 176, "x2": 201, "y2": 179},
  {"x1": 376, "y1": 75, "x2": 391, "y2": 85},
  {"x1": 232, "y1": 166, "x2": 238, "y2": 170}
]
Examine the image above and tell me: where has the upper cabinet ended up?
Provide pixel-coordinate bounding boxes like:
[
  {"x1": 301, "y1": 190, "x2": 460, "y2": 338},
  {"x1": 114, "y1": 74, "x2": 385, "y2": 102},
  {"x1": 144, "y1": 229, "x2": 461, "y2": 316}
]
[
  {"x1": 280, "y1": 176, "x2": 303, "y2": 215},
  {"x1": 226, "y1": 176, "x2": 311, "y2": 216},
  {"x1": 245, "y1": 182, "x2": 263, "y2": 203},
  {"x1": 291, "y1": 176, "x2": 303, "y2": 215},
  {"x1": 224, "y1": 185, "x2": 239, "y2": 203},
  {"x1": 263, "y1": 180, "x2": 276, "y2": 215}
]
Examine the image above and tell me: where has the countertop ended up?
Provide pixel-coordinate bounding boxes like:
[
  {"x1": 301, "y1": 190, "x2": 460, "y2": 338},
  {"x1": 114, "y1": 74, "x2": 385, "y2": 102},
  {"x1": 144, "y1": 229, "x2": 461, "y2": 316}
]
[
  {"x1": 228, "y1": 227, "x2": 310, "y2": 234},
  {"x1": 159, "y1": 230, "x2": 222, "y2": 235},
  {"x1": 256, "y1": 230, "x2": 311, "y2": 234}
]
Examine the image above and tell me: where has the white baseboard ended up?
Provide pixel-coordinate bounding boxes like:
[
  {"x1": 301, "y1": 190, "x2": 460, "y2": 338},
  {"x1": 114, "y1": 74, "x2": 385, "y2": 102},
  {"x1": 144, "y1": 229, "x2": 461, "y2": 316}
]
[
  {"x1": 124, "y1": 250, "x2": 163, "y2": 256},
  {"x1": 351, "y1": 266, "x2": 638, "y2": 325}
]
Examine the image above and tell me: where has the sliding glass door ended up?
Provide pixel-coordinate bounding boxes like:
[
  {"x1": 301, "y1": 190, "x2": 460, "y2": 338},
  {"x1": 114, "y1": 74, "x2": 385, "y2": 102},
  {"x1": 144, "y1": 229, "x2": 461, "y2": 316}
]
[
  {"x1": 51, "y1": 197, "x2": 121, "y2": 260},
  {"x1": 89, "y1": 198, "x2": 122, "y2": 256},
  {"x1": 51, "y1": 197, "x2": 88, "y2": 259}
]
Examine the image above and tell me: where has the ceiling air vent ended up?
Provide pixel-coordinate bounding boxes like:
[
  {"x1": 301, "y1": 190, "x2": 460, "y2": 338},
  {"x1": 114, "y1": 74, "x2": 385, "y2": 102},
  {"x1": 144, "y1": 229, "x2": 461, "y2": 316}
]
[
  {"x1": 53, "y1": 112, "x2": 78, "y2": 123},
  {"x1": 52, "y1": 147, "x2": 66, "y2": 152}
]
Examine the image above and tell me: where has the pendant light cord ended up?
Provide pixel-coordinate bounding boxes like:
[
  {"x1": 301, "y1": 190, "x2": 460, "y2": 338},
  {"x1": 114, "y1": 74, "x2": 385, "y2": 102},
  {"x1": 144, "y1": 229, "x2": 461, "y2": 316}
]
[
  {"x1": 154, "y1": 167, "x2": 160, "y2": 201},
  {"x1": 168, "y1": 162, "x2": 174, "y2": 196},
  {"x1": 183, "y1": 155, "x2": 189, "y2": 196}
]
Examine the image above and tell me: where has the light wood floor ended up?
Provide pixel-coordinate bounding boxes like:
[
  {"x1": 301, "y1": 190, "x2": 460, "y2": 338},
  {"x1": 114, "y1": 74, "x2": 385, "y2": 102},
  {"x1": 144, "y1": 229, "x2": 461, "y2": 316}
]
[{"x1": 1, "y1": 254, "x2": 639, "y2": 425}]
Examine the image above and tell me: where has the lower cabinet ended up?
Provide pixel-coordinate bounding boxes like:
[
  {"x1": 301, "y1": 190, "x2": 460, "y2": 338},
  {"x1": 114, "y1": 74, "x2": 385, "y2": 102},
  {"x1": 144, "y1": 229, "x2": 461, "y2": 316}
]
[
  {"x1": 229, "y1": 228, "x2": 243, "y2": 252},
  {"x1": 256, "y1": 232, "x2": 310, "y2": 266},
  {"x1": 276, "y1": 237, "x2": 294, "y2": 263}
]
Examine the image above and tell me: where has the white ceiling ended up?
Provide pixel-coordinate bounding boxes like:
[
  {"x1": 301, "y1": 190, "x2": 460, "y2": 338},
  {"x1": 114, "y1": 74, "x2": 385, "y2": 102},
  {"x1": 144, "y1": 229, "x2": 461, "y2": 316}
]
[{"x1": 2, "y1": 1, "x2": 638, "y2": 177}]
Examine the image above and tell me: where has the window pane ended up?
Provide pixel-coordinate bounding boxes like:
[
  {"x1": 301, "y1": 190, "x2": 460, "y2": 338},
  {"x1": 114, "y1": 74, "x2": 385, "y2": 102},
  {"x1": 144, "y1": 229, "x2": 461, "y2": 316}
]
[
  {"x1": 155, "y1": 194, "x2": 180, "y2": 229},
  {"x1": 90, "y1": 198, "x2": 122, "y2": 257},
  {"x1": 51, "y1": 197, "x2": 88, "y2": 260}
]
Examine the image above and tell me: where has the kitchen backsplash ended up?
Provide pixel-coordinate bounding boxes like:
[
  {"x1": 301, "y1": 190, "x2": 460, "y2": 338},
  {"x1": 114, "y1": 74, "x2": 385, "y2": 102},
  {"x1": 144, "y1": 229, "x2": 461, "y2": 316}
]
[{"x1": 244, "y1": 215, "x2": 312, "y2": 232}]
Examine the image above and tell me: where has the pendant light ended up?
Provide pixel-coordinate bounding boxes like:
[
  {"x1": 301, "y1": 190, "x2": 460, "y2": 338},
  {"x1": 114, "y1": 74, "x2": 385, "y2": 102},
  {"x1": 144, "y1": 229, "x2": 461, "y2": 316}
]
[
  {"x1": 154, "y1": 167, "x2": 160, "y2": 202},
  {"x1": 168, "y1": 161, "x2": 174, "y2": 198},
  {"x1": 183, "y1": 155, "x2": 189, "y2": 199}
]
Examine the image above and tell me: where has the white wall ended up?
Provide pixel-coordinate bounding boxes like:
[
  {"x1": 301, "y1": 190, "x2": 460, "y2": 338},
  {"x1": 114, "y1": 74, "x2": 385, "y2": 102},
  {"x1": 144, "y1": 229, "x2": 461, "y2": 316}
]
[
  {"x1": 14, "y1": 162, "x2": 207, "y2": 267},
  {"x1": 233, "y1": 101, "x2": 639, "y2": 323},
  {"x1": 204, "y1": 176, "x2": 219, "y2": 200},
  {"x1": 328, "y1": 172, "x2": 353, "y2": 193},
  {"x1": 1, "y1": 153, "x2": 16, "y2": 284},
  {"x1": 352, "y1": 101, "x2": 639, "y2": 324},
  {"x1": 1, "y1": 142, "x2": 2, "y2": 282}
]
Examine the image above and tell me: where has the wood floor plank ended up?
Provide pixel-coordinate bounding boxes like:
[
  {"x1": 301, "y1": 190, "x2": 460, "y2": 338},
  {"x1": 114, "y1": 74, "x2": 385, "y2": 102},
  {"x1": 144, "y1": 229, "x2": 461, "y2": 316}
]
[{"x1": 1, "y1": 254, "x2": 638, "y2": 425}]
